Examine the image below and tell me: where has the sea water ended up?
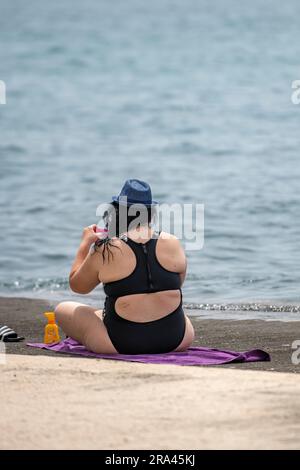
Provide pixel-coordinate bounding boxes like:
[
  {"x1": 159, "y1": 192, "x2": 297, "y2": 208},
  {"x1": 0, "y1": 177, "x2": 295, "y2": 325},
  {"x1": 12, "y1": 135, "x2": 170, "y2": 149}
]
[{"x1": 1, "y1": 0, "x2": 300, "y2": 318}]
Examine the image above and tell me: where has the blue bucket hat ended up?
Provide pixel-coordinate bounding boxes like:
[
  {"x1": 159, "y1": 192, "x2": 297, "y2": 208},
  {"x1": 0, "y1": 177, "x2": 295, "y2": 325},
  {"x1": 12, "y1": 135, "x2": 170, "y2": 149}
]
[{"x1": 111, "y1": 179, "x2": 158, "y2": 207}]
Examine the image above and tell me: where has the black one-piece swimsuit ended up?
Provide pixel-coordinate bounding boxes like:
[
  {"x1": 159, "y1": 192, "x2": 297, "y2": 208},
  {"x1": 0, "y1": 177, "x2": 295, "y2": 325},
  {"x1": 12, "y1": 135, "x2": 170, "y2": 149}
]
[{"x1": 102, "y1": 232, "x2": 186, "y2": 354}]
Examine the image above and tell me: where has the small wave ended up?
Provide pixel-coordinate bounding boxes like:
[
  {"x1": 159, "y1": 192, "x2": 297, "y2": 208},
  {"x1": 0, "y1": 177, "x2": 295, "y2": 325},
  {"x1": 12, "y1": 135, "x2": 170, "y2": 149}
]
[
  {"x1": 0, "y1": 144, "x2": 26, "y2": 154},
  {"x1": 0, "y1": 278, "x2": 69, "y2": 292},
  {"x1": 42, "y1": 253, "x2": 69, "y2": 261},
  {"x1": 46, "y1": 45, "x2": 65, "y2": 55},
  {"x1": 183, "y1": 302, "x2": 300, "y2": 313},
  {"x1": 211, "y1": 149, "x2": 237, "y2": 157},
  {"x1": 26, "y1": 206, "x2": 46, "y2": 214},
  {"x1": 237, "y1": 277, "x2": 272, "y2": 285}
]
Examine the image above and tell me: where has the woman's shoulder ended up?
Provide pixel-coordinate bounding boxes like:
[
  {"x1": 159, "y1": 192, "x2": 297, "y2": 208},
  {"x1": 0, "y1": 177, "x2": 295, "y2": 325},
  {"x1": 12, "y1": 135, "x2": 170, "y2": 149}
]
[
  {"x1": 158, "y1": 231, "x2": 180, "y2": 242},
  {"x1": 156, "y1": 231, "x2": 186, "y2": 271},
  {"x1": 158, "y1": 231, "x2": 185, "y2": 252}
]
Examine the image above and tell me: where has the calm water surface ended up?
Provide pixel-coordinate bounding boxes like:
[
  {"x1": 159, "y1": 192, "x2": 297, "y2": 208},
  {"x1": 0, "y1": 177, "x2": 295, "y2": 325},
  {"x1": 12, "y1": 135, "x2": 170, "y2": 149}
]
[{"x1": 1, "y1": 0, "x2": 300, "y2": 318}]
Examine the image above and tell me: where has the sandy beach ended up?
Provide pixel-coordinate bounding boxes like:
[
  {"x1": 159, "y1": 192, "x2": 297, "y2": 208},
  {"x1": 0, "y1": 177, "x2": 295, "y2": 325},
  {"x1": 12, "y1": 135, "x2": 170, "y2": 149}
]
[
  {"x1": 2, "y1": 0, "x2": 300, "y2": 453},
  {"x1": 1, "y1": 296, "x2": 300, "y2": 450}
]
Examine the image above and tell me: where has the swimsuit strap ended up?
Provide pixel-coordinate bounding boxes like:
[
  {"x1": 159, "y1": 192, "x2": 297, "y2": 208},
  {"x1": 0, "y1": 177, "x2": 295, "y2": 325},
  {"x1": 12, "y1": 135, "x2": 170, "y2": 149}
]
[{"x1": 119, "y1": 230, "x2": 160, "y2": 244}]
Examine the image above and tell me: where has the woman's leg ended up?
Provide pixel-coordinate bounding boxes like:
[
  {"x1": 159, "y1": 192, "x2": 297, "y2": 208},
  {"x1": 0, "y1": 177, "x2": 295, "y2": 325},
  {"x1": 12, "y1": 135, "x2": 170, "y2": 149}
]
[
  {"x1": 174, "y1": 314, "x2": 195, "y2": 352},
  {"x1": 54, "y1": 301, "x2": 118, "y2": 354}
]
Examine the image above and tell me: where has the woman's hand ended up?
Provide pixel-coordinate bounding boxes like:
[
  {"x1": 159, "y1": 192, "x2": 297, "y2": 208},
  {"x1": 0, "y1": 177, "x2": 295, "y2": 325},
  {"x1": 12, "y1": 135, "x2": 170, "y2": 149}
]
[{"x1": 81, "y1": 224, "x2": 99, "y2": 247}]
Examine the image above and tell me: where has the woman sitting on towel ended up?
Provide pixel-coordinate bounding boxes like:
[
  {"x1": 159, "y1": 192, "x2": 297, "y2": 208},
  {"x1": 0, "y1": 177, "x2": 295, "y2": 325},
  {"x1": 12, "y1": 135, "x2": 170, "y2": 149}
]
[{"x1": 55, "y1": 179, "x2": 195, "y2": 354}]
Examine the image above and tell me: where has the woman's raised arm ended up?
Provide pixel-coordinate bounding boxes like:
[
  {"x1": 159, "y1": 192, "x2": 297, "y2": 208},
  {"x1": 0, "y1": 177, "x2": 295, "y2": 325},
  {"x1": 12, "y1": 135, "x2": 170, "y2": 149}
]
[{"x1": 69, "y1": 225, "x2": 101, "y2": 294}]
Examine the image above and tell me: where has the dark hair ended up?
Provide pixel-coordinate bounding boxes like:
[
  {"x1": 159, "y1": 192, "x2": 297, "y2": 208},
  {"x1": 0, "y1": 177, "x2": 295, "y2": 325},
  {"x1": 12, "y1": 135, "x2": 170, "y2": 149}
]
[{"x1": 94, "y1": 201, "x2": 156, "y2": 262}]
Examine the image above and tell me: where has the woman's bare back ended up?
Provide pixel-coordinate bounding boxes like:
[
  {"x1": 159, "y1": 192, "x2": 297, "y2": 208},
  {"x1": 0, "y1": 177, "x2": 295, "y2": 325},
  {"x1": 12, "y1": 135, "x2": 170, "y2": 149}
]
[{"x1": 97, "y1": 230, "x2": 187, "y2": 322}]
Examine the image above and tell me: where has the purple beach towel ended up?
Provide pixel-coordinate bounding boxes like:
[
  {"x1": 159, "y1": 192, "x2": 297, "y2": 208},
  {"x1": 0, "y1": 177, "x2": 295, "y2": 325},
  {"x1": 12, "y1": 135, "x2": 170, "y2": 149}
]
[{"x1": 27, "y1": 337, "x2": 270, "y2": 366}]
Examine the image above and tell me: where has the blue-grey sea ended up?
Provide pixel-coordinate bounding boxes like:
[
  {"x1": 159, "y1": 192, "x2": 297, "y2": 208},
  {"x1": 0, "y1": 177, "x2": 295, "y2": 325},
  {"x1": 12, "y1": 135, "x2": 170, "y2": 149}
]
[{"x1": 1, "y1": 0, "x2": 300, "y2": 319}]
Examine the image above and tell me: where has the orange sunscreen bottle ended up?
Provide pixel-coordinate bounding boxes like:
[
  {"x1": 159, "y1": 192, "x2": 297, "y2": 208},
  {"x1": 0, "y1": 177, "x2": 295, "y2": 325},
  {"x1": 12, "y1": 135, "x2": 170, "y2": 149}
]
[{"x1": 44, "y1": 312, "x2": 60, "y2": 344}]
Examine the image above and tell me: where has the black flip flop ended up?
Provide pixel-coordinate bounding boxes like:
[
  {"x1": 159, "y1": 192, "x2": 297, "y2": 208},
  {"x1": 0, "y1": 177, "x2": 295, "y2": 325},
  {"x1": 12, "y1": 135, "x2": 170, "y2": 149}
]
[{"x1": 0, "y1": 325, "x2": 24, "y2": 342}]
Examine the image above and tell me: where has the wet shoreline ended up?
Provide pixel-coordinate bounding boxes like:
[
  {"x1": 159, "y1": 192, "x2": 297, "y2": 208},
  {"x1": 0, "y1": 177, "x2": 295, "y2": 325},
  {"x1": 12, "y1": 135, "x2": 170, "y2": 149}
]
[{"x1": 1, "y1": 296, "x2": 299, "y2": 373}]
